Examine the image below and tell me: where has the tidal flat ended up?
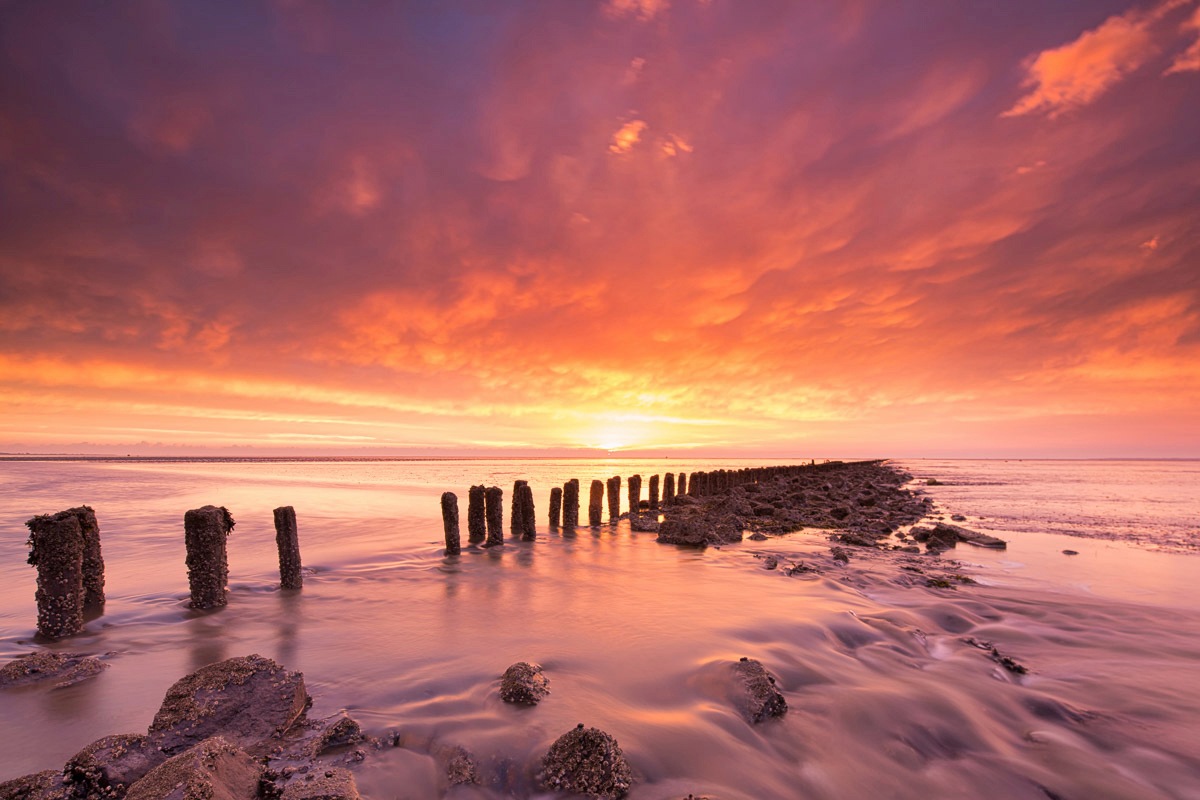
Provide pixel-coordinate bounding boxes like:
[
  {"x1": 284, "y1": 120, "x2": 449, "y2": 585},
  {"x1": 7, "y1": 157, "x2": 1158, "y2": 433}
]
[{"x1": 2, "y1": 457, "x2": 1198, "y2": 799}]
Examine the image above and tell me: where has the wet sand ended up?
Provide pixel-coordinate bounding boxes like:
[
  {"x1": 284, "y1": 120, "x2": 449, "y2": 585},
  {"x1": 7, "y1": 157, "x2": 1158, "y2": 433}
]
[{"x1": 1, "y1": 458, "x2": 1199, "y2": 798}]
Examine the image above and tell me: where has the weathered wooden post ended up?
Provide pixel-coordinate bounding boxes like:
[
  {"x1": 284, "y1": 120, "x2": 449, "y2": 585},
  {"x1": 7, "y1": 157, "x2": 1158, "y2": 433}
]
[
  {"x1": 648, "y1": 475, "x2": 659, "y2": 510},
  {"x1": 25, "y1": 511, "x2": 85, "y2": 639},
  {"x1": 468, "y1": 485, "x2": 487, "y2": 543},
  {"x1": 519, "y1": 483, "x2": 536, "y2": 541},
  {"x1": 689, "y1": 471, "x2": 703, "y2": 497},
  {"x1": 606, "y1": 476, "x2": 621, "y2": 523},
  {"x1": 563, "y1": 480, "x2": 580, "y2": 529},
  {"x1": 183, "y1": 505, "x2": 234, "y2": 610},
  {"x1": 65, "y1": 506, "x2": 104, "y2": 607},
  {"x1": 511, "y1": 480, "x2": 528, "y2": 535},
  {"x1": 441, "y1": 492, "x2": 461, "y2": 555},
  {"x1": 663, "y1": 472, "x2": 675, "y2": 505},
  {"x1": 485, "y1": 486, "x2": 504, "y2": 547},
  {"x1": 588, "y1": 480, "x2": 604, "y2": 527},
  {"x1": 273, "y1": 506, "x2": 302, "y2": 590},
  {"x1": 678, "y1": 473, "x2": 687, "y2": 498},
  {"x1": 628, "y1": 475, "x2": 642, "y2": 513},
  {"x1": 549, "y1": 486, "x2": 563, "y2": 528}
]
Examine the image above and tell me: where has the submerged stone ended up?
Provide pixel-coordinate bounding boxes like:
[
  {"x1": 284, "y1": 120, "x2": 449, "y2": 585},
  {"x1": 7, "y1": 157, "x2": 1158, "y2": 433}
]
[
  {"x1": 499, "y1": 662, "x2": 550, "y2": 705},
  {"x1": 0, "y1": 652, "x2": 107, "y2": 689},
  {"x1": 733, "y1": 657, "x2": 787, "y2": 723},
  {"x1": 539, "y1": 724, "x2": 632, "y2": 799}
]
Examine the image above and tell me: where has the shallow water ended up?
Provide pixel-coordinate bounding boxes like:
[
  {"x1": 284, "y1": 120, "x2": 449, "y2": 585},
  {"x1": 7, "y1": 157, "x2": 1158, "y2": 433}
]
[{"x1": 2, "y1": 458, "x2": 1199, "y2": 799}]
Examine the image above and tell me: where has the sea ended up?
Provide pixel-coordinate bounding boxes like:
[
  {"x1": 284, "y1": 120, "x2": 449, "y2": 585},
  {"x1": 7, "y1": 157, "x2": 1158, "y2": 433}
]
[{"x1": 1, "y1": 457, "x2": 1198, "y2": 799}]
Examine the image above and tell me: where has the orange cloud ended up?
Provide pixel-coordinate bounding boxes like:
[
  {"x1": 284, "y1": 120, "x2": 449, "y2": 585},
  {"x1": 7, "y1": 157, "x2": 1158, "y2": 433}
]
[
  {"x1": 609, "y1": 119, "x2": 648, "y2": 154},
  {"x1": 1004, "y1": 4, "x2": 1164, "y2": 117},
  {"x1": 1166, "y1": 4, "x2": 1200, "y2": 72}
]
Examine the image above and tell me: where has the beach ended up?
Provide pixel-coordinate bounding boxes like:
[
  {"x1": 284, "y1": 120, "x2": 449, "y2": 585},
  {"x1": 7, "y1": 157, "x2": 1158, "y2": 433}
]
[{"x1": 1, "y1": 457, "x2": 1199, "y2": 799}]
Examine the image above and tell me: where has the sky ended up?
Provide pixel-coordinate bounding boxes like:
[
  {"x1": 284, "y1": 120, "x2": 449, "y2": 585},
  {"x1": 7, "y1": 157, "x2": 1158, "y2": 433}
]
[{"x1": 1, "y1": 0, "x2": 1199, "y2": 458}]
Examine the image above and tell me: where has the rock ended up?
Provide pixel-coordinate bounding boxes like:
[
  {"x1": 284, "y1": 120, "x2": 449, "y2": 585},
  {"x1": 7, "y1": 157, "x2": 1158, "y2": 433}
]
[
  {"x1": 148, "y1": 655, "x2": 309, "y2": 756},
  {"x1": 930, "y1": 523, "x2": 1006, "y2": 550},
  {"x1": 733, "y1": 658, "x2": 787, "y2": 723},
  {"x1": 830, "y1": 546, "x2": 850, "y2": 563},
  {"x1": 747, "y1": 532, "x2": 768, "y2": 541},
  {"x1": 950, "y1": 514, "x2": 966, "y2": 522},
  {"x1": 444, "y1": 747, "x2": 478, "y2": 786},
  {"x1": 832, "y1": 531, "x2": 879, "y2": 548},
  {"x1": 657, "y1": 515, "x2": 741, "y2": 547},
  {"x1": 64, "y1": 734, "x2": 165, "y2": 800},
  {"x1": 124, "y1": 737, "x2": 261, "y2": 800},
  {"x1": 499, "y1": 662, "x2": 550, "y2": 705},
  {"x1": 0, "y1": 771, "x2": 68, "y2": 800},
  {"x1": 1062, "y1": 549, "x2": 1079, "y2": 556},
  {"x1": 280, "y1": 769, "x2": 360, "y2": 800},
  {"x1": 628, "y1": 515, "x2": 660, "y2": 533},
  {"x1": 762, "y1": 556, "x2": 779, "y2": 570},
  {"x1": 272, "y1": 714, "x2": 365, "y2": 762},
  {"x1": 0, "y1": 652, "x2": 107, "y2": 689},
  {"x1": 925, "y1": 478, "x2": 942, "y2": 486},
  {"x1": 539, "y1": 725, "x2": 632, "y2": 800}
]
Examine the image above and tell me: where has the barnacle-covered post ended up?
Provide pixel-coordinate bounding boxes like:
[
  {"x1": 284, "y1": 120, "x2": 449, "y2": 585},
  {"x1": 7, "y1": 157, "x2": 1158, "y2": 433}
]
[
  {"x1": 485, "y1": 486, "x2": 504, "y2": 547},
  {"x1": 467, "y1": 485, "x2": 487, "y2": 543},
  {"x1": 273, "y1": 505, "x2": 303, "y2": 589},
  {"x1": 562, "y1": 480, "x2": 580, "y2": 529},
  {"x1": 588, "y1": 480, "x2": 604, "y2": 527},
  {"x1": 663, "y1": 472, "x2": 675, "y2": 505},
  {"x1": 441, "y1": 492, "x2": 461, "y2": 556},
  {"x1": 510, "y1": 480, "x2": 528, "y2": 535},
  {"x1": 66, "y1": 506, "x2": 105, "y2": 607},
  {"x1": 25, "y1": 511, "x2": 85, "y2": 639},
  {"x1": 677, "y1": 473, "x2": 687, "y2": 498},
  {"x1": 606, "y1": 476, "x2": 621, "y2": 523},
  {"x1": 184, "y1": 505, "x2": 234, "y2": 610},
  {"x1": 628, "y1": 474, "x2": 642, "y2": 514},
  {"x1": 519, "y1": 483, "x2": 536, "y2": 541},
  {"x1": 549, "y1": 487, "x2": 563, "y2": 528},
  {"x1": 648, "y1": 475, "x2": 660, "y2": 510}
]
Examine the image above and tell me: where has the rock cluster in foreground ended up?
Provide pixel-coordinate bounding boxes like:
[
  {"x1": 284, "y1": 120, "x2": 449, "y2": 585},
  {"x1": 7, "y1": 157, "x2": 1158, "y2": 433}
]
[{"x1": 0, "y1": 654, "x2": 366, "y2": 800}]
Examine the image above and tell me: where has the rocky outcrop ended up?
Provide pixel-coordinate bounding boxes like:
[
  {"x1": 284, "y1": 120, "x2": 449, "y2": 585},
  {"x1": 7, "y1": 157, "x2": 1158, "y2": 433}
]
[
  {"x1": 911, "y1": 523, "x2": 1007, "y2": 551},
  {"x1": 279, "y1": 768, "x2": 360, "y2": 800},
  {"x1": 733, "y1": 658, "x2": 787, "y2": 723},
  {"x1": 0, "y1": 770, "x2": 67, "y2": 800},
  {"x1": 499, "y1": 662, "x2": 550, "y2": 705},
  {"x1": 0, "y1": 652, "x2": 107, "y2": 690},
  {"x1": 148, "y1": 654, "x2": 310, "y2": 756},
  {"x1": 539, "y1": 724, "x2": 632, "y2": 800},
  {"x1": 123, "y1": 736, "x2": 261, "y2": 800},
  {"x1": 64, "y1": 734, "x2": 164, "y2": 800}
]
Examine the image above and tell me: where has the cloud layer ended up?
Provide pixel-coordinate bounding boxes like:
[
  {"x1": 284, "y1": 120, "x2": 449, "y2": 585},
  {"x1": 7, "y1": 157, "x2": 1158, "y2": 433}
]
[{"x1": 2, "y1": 1, "x2": 1198, "y2": 456}]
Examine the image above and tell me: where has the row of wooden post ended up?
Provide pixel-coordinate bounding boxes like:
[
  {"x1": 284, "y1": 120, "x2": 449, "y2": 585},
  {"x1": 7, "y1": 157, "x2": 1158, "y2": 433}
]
[
  {"x1": 24, "y1": 503, "x2": 304, "y2": 639},
  {"x1": 439, "y1": 465, "x2": 815, "y2": 555}
]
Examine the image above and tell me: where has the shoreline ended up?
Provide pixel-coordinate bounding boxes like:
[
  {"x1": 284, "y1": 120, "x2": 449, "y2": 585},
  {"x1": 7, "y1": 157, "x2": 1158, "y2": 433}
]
[{"x1": 2, "y1": 459, "x2": 1199, "y2": 798}]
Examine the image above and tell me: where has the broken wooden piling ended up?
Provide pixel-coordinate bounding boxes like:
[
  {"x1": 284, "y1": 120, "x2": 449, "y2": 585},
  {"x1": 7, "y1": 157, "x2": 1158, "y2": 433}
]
[
  {"x1": 273, "y1": 505, "x2": 302, "y2": 590},
  {"x1": 25, "y1": 511, "x2": 85, "y2": 639},
  {"x1": 467, "y1": 485, "x2": 487, "y2": 543},
  {"x1": 563, "y1": 480, "x2": 580, "y2": 529},
  {"x1": 606, "y1": 476, "x2": 621, "y2": 523},
  {"x1": 183, "y1": 505, "x2": 234, "y2": 610},
  {"x1": 588, "y1": 480, "x2": 604, "y2": 527},
  {"x1": 485, "y1": 486, "x2": 504, "y2": 547},
  {"x1": 549, "y1": 486, "x2": 563, "y2": 528},
  {"x1": 441, "y1": 492, "x2": 461, "y2": 555}
]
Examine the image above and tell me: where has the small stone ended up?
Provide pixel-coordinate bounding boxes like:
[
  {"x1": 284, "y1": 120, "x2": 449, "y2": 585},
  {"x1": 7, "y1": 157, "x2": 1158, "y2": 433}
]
[
  {"x1": 499, "y1": 662, "x2": 550, "y2": 705},
  {"x1": 0, "y1": 652, "x2": 107, "y2": 689},
  {"x1": 1062, "y1": 549, "x2": 1079, "y2": 556},
  {"x1": 539, "y1": 726, "x2": 632, "y2": 799},
  {"x1": 733, "y1": 658, "x2": 787, "y2": 723}
]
